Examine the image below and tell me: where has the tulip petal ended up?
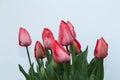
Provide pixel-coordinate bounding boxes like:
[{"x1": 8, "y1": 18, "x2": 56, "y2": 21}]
[
  {"x1": 58, "y1": 20, "x2": 74, "y2": 46},
  {"x1": 18, "y1": 27, "x2": 32, "y2": 47},
  {"x1": 94, "y1": 37, "x2": 108, "y2": 59},
  {"x1": 67, "y1": 21, "x2": 76, "y2": 38},
  {"x1": 42, "y1": 28, "x2": 55, "y2": 49},
  {"x1": 34, "y1": 41, "x2": 46, "y2": 59},
  {"x1": 72, "y1": 39, "x2": 81, "y2": 54},
  {"x1": 52, "y1": 40, "x2": 70, "y2": 63}
]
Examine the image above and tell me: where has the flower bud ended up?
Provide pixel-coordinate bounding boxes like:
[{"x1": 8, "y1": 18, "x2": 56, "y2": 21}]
[
  {"x1": 94, "y1": 37, "x2": 108, "y2": 59},
  {"x1": 18, "y1": 27, "x2": 32, "y2": 47},
  {"x1": 58, "y1": 20, "x2": 76, "y2": 46},
  {"x1": 52, "y1": 40, "x2": 70, "y2": 63},
  {"x1": 67, "y1": 21, "x2": 76, "y2": 38},
  {"x1": 42, "y1": 28, "x2": 55, "y2": 49},
  {"x1": 34, "y1": 41, "x2": 46, "y2": 59},
  {"x1": 72, "y1": 39, "x2": 81, "y2": 54}
]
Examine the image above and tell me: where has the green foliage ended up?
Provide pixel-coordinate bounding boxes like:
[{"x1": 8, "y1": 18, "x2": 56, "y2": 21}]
[{"x1": 19, "y1": 46, "x2": 104, "y2": 80}]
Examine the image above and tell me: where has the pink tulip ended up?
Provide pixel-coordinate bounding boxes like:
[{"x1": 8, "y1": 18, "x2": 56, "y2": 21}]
[
  {"x1": 18, "y1": 27, "x2": 32, "y2": 47},
  {"x1": 34, "y1": 41, "x2": 46, "y2": 59},
  {"x1": 94, "y1": 37, "x2": 108, "y2": 59},
  {"x1": 67, "y1": 21, "x2": 76, "y2": 38},
  {"x1": 52, "y1": 40, "x2": 70, "y2": 63},
  {"x1": 42, "y1": 28, "x2": 55, "y2": 49},
  {"x1": 72, "y1": 39, "x2": 81, "y2": 54},
  {"x1": 58, "y1": 20, "x2": 76, "y2": 46}
]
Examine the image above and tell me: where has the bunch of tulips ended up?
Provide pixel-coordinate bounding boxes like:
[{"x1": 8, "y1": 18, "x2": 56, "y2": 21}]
[{"x1": 18, "y1": 20, "x2": 108, "y2": 80}]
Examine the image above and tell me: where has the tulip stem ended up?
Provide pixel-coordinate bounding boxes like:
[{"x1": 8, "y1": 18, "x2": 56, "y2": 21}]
[
  {"x1": 41, "y1": 58, "x2": 44, "y2": 65},
  {"x1": 36, "y1": 58, "x2": 40, "y2": 67},
  {"x1": 26, "y1": 47, "x2": 32, "y2": 66},
  {"x1": 66, "y1": 46, "x2": 70, "y2": 53},
  {"x1": 70, "y1": 44, "x2": 75, "y2": 74},
  {"x1": 26, "y1": 46, "x2": 34, "y2": 80},
  {"x1": 63, "y1": 62, "x2": 69, "y2": 80}
]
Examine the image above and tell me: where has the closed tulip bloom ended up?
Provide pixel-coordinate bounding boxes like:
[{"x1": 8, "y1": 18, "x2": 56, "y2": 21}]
[
  {"x1": 18, "y1": 27, "x2": 32, "y2": 47},
  {"x1": 58, "y1": 20, "x2": 75, "y2": 46},
  {"x1": 72, "y1": 39, "x2": 81, "y2": 54},
  {"x1": 67, "y1": 21, "x2": 76, "y2": 38},
  {"x1": 52, "y1": 40, "x2": 70, "y2": 63},
  {"x1": 34, "y1": 41, "x2": 46, "y2": 59},
  {"x1": 42, "y1": 28, "x2": 55, "y2": 49},
  {"x1": 94, "y1": 37, "x2": 108, "y2": 59}
]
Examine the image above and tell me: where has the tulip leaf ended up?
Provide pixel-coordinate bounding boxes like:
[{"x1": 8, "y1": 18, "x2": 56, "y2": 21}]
[
  {"x1": 74, "y1": 46, "x2": 88, "y2": 80},
  {"x1": 36, "y1": 58, "x2": 42, "y2": 68},
  {"x1": 46, "y1": 63, "x2": 56, "y2": 80},
  {"x1": 34, "y1": 73, "x2": 42, "y2": 80},
  {"x1": 18, "y1": 64, "x2": 31, "y2": 80},
  {"x1": 63, "y1": 72, "x2": 68, "y2": 80},
  {"x1": 96, "y1": 59, "x2": 104, "y2": 80},
  {"x1": 89, "y1": 74, "x2": 97, "y2": 80},
  {"x1": 36, "y1": 66, "x2": 44, "y2": 80},
  {"x1": 28, "y1": 63, "x2": 35, "y2": 79},
  {"x1": 88, "y1": 57, "x2": 99, "y2": 77},
  {"x1": 45, "y1": 49, "x2": 52, "y2": 64},
  {"x1": 89, "y1": 59, "x2": 104, "y2": 80},
  {"x1": 54, "y1": 62, "x2": 64, "y2": 80}
]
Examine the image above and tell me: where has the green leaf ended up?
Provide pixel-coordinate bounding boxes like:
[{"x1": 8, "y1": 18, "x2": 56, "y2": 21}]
[
  {"x1": 89, "y1": 74, "x2": 97, "y2": 80},
  {"x1": 36, "y1": 66, "x2": 44, "y2": 80},
  {"x1": 74, "y1": 46, "x2": 88, "y2": 80},
  {"x1": 54, "y1": 62, "x2": 64, "y2": 80},
  {"x1": 63, "y1": 72, "x2": 68, "y2": 80},
  {"x1": 36, "y1": 58, "x2": 42, "y2": 68},
  {"x1": 46, "y1": 63, "x2": 56, "y2": 80},
  {"x1": 88, "y1": 57, "x2": 99, "y2": 77},
  {"x1": 34, "y1": 73, "x2": 41, "y2": 80},
  {"x1": 96, "y1": 59, "x2": 104, "y2": 80},
  {"x1": 18, "y1": 64, "x2": 31, "y2": 80},
  {"x1": 70, "y1": 72, "x2": 74, "y2": 80},
  {"x1": 89, "y1": 59, "x2": 104, "y2": 80},
  {"x1": 45, "y1": 49, "x2": 52, "y2": 64},
  {"x1": 29, "y1": 63, "x2": 34, "y2": 75}
]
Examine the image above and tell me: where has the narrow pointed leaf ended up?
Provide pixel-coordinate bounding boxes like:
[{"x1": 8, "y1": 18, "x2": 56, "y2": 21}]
[
  {"x1": 18, "y1": 64, "x2": 31, "y2": 80},
  {"x1": 88, "y1": 57, "x2": 99, "y2": 77},
  {"x1": 74, "y1": 46, "x2": 88, "y2": 80}
]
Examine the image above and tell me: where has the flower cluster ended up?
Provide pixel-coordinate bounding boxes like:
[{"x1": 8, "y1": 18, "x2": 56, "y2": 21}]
[{"x1": 18, "y1": 20, "x2": 108, "y2": 80}]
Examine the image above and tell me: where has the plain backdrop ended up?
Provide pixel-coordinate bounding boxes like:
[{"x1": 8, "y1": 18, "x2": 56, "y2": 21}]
[{"x1": 0, "y1": 0, "x2": 120, "y2": 80}]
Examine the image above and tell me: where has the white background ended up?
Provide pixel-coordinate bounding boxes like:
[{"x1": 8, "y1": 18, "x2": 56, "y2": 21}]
[{"x1": 0, "y1": 0, "x2": 120, "y2": 80}]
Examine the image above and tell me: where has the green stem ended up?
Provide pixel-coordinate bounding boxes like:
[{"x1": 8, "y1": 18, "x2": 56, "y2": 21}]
[
  {"x1": 36, "y1": 58, "x2": 40, "y2": 67},
  {"x1": 70, "y1": 44, "x2": 75, "y2": 74},
  {"x1": 41, "y1": 58, "x2": 43, "y2": 65},
  {"x1": 26, "y1": 47, "x2": 32, "y2": 66},
  {"x1": 66, "y1": 45, "x2": 70, "y2": 53},
  {"x1": 45, "y1": 48, "x2": 51, "y2": 63},
  {"x1": 63, "y1": 62, "x2": 69, "y2": 80},
  {"x1": 26, "y1": 46, "x2": 34, "y2": 80}
]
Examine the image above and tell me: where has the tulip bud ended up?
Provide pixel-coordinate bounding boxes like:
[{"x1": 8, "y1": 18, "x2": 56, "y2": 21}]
[
  {"x1": 72, "y1": 39, "x2": 81, "y2": 54},
  {"x1": 67, "y1": 21, "x2": 76, "y2": 38},
  {"x1": 18, "y1": 27, "x2": 32, "y2": 47},
  {"x1": 58, "y1": 20, "x2": 76, "y2": 46},
  {"x1": 52, "y1": 40, "x2": 70, "y2": 63},
  {"x1": 94, "y1": 37, "x2": 108, "y2": 59},
  {"x1": 34, "y1": 41, "x2": 46, "y2": 59},
  {"x1": 42, "y1": 28, "x2": 55, "y2": 49}
]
